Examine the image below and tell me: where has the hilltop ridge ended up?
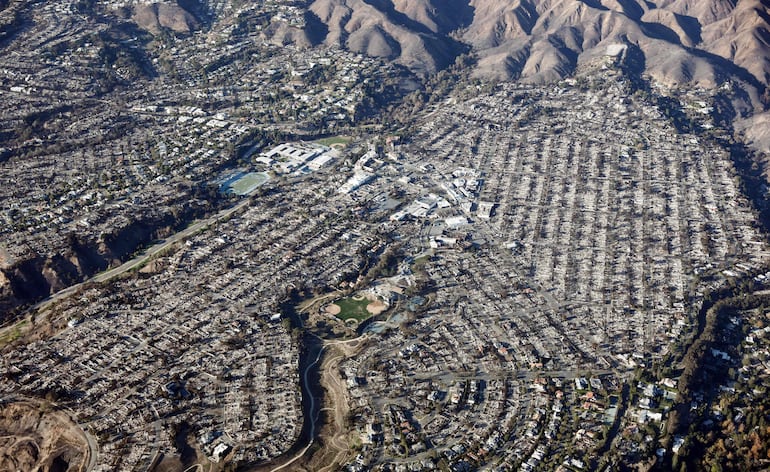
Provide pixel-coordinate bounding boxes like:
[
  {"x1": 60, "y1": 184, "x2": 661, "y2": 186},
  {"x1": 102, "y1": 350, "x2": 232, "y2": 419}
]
[
  {"x1": 297, "y1": 0, "x2": 770, "y2": 150},
  {"x1": 305, "y1": 0, "x2": 769, "y2": 89}
]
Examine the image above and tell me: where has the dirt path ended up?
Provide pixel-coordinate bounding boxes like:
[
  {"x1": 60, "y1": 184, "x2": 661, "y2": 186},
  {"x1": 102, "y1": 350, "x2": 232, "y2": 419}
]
[
  {"x1": 264, "y1": 335, "x2": 368, "y2": 472},
  {"x1": 314, "y1": 336, "x2": 370, "y2": 471},
  {"x1": 315, "y1": 347, "x2": 352, "y2": 471}
]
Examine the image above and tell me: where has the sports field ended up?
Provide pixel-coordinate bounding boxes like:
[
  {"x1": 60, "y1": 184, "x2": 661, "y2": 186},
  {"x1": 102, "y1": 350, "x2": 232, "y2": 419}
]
[
  {"x1": 325, "y1": 293, "x2": 389, "y2": 322},
  {"x1": 333, "y1": 296, "x2": 371, "y2": 321},
  {"x1": 314, "y1": 136, "x2": 352, "y2": 147},
  {"x1": 225, "y1": 172, "x2": 270, "y2": 195}
]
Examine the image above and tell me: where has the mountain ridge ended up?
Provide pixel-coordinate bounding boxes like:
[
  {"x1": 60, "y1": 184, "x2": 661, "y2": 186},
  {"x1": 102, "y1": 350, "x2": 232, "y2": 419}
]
[{"x1": 298, "y1": 0, "x2": 769, "y2": 118}]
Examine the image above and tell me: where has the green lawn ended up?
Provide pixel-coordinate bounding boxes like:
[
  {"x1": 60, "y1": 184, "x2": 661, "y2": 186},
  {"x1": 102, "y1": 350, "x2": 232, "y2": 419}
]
[
  {"x1": 0, "y1": 320, "x2": 27, "y2": 347},
  {"x1": 314, "y1": 136, "x2": 352, "y2": 147},
  {"x1": 411, "y1": 254, "x2": 430, "y2": 270},
  {"x1": 228, "y1": 172, "x2": 269, "y2": 195},
  {"x1": 334, "y1": 296, "x2": 371, "y2": 321}
]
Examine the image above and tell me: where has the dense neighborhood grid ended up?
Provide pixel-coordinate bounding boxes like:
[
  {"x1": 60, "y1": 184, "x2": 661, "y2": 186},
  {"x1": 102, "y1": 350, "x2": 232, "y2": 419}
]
[
  {"x1": 2, "y1": 68, "x2": 769, "y2": 469},
  {"x1": 325, "y1": 77, "x2": 770, "y2": 470},
  {"x1": 2, "y1": 0, "x2": 770, "y2": 469}
]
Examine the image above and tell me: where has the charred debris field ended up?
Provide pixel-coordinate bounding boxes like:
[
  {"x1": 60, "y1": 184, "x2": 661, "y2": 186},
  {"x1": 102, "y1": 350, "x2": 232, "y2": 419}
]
[{"x1": 2, "y1": 0, "x2": 770, "y2": 471}]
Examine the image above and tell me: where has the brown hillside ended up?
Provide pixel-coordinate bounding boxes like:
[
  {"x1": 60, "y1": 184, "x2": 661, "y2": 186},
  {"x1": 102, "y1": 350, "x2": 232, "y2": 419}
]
[
  {"x1": 300, "y1": 0, "x2": 769, "y2": 113},
  {"x1": 132, "y1": 1, "x2": 200, "y2": 35}
]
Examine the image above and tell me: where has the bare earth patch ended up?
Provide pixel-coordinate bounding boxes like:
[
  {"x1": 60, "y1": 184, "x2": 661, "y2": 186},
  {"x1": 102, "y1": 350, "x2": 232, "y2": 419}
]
[
  {"x1": 325, "y1": 304, "x2": 341, "y2": 315},
  {"x1": 0, "y1": 398, "x2": 92, "y2": 472},
  {"x1": 366, "y1": 300, "x2": 387, "y2": 315}
]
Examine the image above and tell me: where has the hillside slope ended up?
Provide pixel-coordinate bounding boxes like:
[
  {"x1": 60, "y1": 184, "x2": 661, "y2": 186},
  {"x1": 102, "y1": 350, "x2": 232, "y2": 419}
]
[{"x1": 304, "y1": 0, "x2": 769, "y2": 112}]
